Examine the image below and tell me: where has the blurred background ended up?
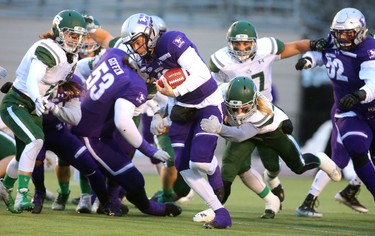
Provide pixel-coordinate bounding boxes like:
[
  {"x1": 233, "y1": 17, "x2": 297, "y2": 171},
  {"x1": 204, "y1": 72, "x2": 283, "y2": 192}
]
[{"x1": 0, "y1": 0, "x2": 374, "y2": 145}]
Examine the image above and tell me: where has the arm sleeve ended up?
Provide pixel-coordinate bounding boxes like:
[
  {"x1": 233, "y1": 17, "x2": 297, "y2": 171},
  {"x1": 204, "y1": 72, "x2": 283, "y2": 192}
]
[
  {"x1": 218, "y1": 122, "x2": 259, "y2": 142},
  {"x1": 53, "y1": 98, "x2": 82, "y2": 126},
  {"x1": 26, "y1": 59, "x2": 48, "y2": 101},
  {"x1": 174, "y1": 47, "x2": 212, "y2": 97},
  {"x1": 114, "y1": 98, "x2": 157, "y2": 157}
]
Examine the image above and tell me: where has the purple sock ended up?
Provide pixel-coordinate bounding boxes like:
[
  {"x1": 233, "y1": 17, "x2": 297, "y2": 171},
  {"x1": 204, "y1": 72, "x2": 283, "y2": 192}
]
[
  {"x1": 107, "y1": 182, "x2": 122, "y2": 207},
  {"x1": 87, "y1": 171, "x2": 109, "y2": 205},
  {"x1": 207, "y1": 166, "x2": 224, "y2": 190},
  {"x1": 32, "y1": 163, "x2": 46, "y2": 191},
  {"x1": 354, "y1": 161, "x2": 375, "y2": 200}
]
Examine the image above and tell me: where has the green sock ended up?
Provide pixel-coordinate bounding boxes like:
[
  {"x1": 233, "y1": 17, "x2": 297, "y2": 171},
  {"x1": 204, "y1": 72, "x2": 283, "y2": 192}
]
[
  {"x1": 163, "y1": 188, "x2": 174, "y2": 195},
  {"x1": 18, "y1": 174, "x2": 31, "y2": 192},
  {"x1": 59, "y1": 182, "x2": 70, "y2": 195},
  {"x1": 79, "y1": 174, "x2": 91, "y2": 194},
  {"x1": 173, "y1": 172, "x2": 191, "y2": 198},
  {"x1": 2, "y1": 174, "x2": 17, "y2": 190}
]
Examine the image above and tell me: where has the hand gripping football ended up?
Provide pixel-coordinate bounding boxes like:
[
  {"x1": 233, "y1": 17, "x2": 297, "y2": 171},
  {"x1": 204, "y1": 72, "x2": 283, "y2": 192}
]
[{"x1": 157, "y1": 68, "x2": 189, "y2": 88}]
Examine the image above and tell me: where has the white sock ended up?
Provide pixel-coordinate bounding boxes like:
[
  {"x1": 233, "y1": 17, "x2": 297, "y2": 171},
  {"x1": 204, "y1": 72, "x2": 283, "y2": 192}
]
[
  {"x1": 349, "y1": 175, "x2": 362, "y2": 186},
  {"x1": 308, "y1": 169, "x2": 331, "y2": 196},
  {"x1": 264, "y1": 170, "x2": 281, "y2": 189},
  {"x1": 343, "y1": 159, "x2": 357, "y2": 180},
  {"x1": 240, "y1": 168, "x2": 266, "y2": 193},
  {"x1": 180, "y1": 169, "x2": 223, "y2": 211}
]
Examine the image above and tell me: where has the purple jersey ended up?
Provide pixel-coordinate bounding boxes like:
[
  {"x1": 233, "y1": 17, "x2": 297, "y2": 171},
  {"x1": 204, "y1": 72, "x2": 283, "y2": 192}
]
[
  {"x1": 72, "y1": 48, "x2": 148, "y2": 137},
  {"x1": 141, "y1": 30, "x2": 217, "y2": 105},
  {"x1": 323, "y1": 37, "x2": 375, "y2": 116}
]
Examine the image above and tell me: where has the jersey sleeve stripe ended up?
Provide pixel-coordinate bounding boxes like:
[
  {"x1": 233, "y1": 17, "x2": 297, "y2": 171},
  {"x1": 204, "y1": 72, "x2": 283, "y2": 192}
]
[{"x1": 40, "y1": 42, "x2": 61, "y2": 64}]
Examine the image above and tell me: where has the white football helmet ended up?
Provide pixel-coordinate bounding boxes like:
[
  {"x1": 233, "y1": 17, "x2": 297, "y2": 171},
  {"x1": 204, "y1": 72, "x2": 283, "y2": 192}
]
[
  {"x1": 120, "y1": 13, "x2": 160, "y2": 59},
  {"x1": 151, "y1": 15, "x2": 168, "y2": 35},
  {"x1": 330, "y1": 8, "x2": 367, "y2": 51}
]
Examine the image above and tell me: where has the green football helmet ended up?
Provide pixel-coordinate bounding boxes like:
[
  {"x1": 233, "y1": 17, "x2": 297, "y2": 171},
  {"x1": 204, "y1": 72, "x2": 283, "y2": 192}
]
[
  {"x1": 227, "y1": 20, "x2": 257, "y2": 62},
  {"x1": 80, "y1": 15, "x2": 101, "y2": 55},
  {"x1": 52, "y1": 10, "x2": 87, "y2": 54},
  {"x1": 225, "y1": 76, "x2": 258, "y2": 125}
]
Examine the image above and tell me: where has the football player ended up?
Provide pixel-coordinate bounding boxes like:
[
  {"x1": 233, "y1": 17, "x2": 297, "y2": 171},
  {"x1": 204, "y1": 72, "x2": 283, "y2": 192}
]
[
  {"x1": 0, "y1": 9, "x2": 87, "y2": 213},
  {"x1": 295, "y1": 7, "x2": 375, "y2": 216},
  {"x1": 194, "y1": 19, "x2": 328, "y2": 221},
  {"x1": 71, "y1": 43, "x2": 182, "y2": 217},
  {"x1": 199, "y1": 76, "x2": 342, "y2": 203},
  {"x1": 121, "y1": 13, "x2": 231, "y2": 229}
]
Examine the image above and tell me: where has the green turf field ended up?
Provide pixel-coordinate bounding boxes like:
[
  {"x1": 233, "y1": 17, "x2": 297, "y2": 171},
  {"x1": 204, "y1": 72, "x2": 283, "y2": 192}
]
[{"x1": 0, "y1": 170, "x2": 374, "y2": 236}]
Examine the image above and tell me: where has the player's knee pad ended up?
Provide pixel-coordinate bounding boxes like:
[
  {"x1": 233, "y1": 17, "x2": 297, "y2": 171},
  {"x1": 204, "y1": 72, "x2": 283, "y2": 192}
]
[
  {"x1": 18, "y1": 139, "x2": 43, "y2": 172},
  {"x1": 189, "y1": 156, "x2": 217, "y2": 174}
]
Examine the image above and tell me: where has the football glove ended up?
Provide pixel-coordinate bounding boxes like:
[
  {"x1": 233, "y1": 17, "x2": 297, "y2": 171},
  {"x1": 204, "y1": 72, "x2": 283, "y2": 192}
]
[
  {"x1": 35, "y1": 97, "x2": 47, "y2": 116},
  {"x1": 200, "y1": 115, "x2": 222, "y2": 134},
  {"x1": 44, "y1": 101, "x2": 59, "y2": 115},
  {"x1": 310, "y1": 38, "x2": 328, "y2": 52},
  {"x1": 153, "y1": 149, "x2": 171, "y2": 162},
  {"x1": 339, "y1": 90, "x2": 366, "y2": 111},
  {"x1": 295, "y1": 57, "x2": 312, "y2": 70},
  {"x1": 150, "y1": 113, "x2": 164, "y2": 135},
  {"x1": 83, "y1": 15, "x2": 99, "y2": 33}
]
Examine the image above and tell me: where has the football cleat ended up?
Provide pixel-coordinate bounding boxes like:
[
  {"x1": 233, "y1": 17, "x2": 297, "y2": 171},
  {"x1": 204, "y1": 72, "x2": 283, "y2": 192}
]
[
  {"x1": 165, "y1": 202, "x2": 182, "y2": 217},
  {"x1": 103, "y1": 201, "x2": 123, "y2": 217},
  {"x1": 260, "y1": 209, "x2": 276, "y2": 219},
  {"x1": 52, "y1": 190, "x2": 70, "y2": 210},
  {"x1": 0, "y1": 179, "x2": 11, "y2": 209},
  {"x1": 76, "y1": 194, "x2": 92, "y2": 213},
  {"x1": 45, "y1": 189, "x2": 56, "y2": 202},
  {"x1": 203, "y1": 208, "x2": 231, "y2": 229},
  {"x1": 193, "y1": 208, "x2": 215, "y2": 223},
  {"x1": 0, "y1": 180, "x2": 19, "y2": 213},
  {"x1": 14, "y1": 189, "x2": 34, "y2": 212},
  {"x1": 263, "y1": 192, "x2": 280, "y2": 219},
  {"x1": 295, "y1": 193, "x2": 322, "y2": 217},
  {"x1": 335, "y1": 184, "x2": 368, "y2": 213},
  {"x1": 31, "y1": 190, "x2": 46, "y2": 214}
]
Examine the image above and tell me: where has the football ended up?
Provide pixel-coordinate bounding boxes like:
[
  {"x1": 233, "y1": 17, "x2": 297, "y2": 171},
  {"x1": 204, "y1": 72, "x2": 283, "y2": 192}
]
[{"x1": 157, "y1": 68, "x2": 189, "y2": 88}]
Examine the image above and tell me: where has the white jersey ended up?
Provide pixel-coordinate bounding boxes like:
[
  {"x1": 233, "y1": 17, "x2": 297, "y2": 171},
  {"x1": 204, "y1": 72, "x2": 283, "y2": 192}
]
[
  {"x1": 13, "y1": 38, "x2": 79, "y2": 99},
  {"x1": 210, "y1": 37, "x2": 284, "y2": 101},
  {"x1": 221, "y1": 95, "x2": 289, "y2": 142}
]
